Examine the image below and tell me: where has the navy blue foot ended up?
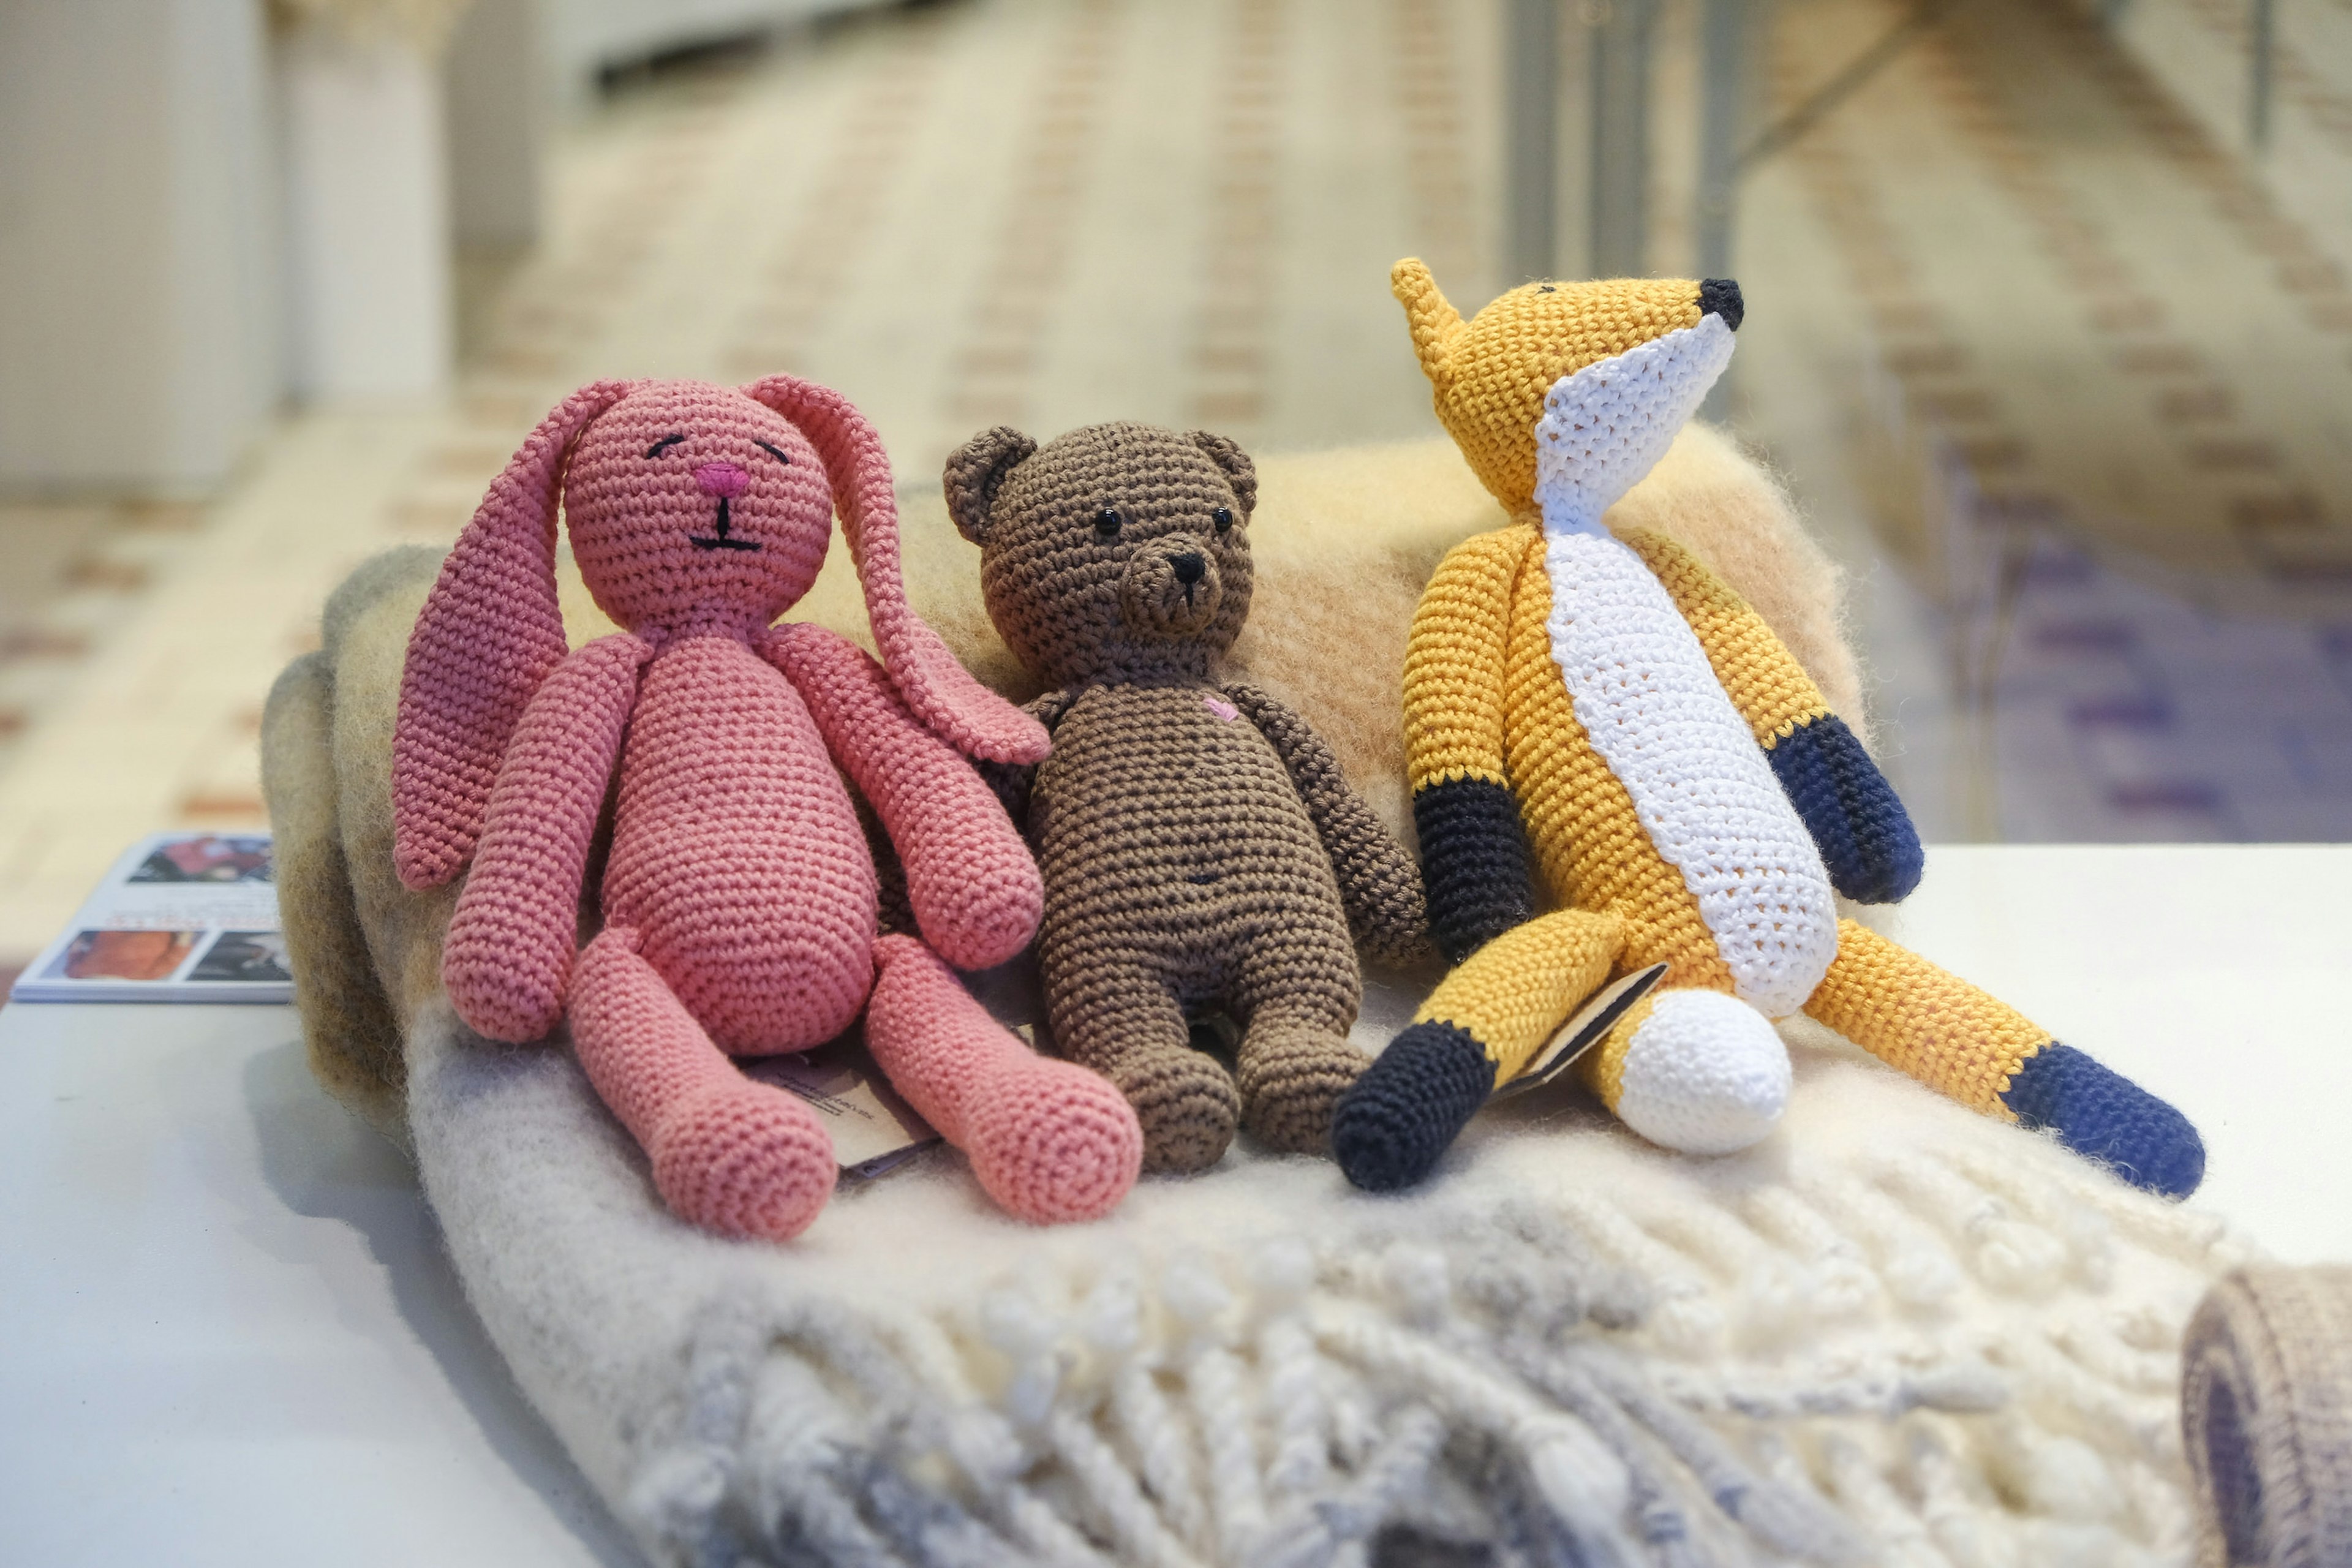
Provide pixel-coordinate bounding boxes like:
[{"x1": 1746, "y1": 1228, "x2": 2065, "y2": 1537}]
[
  {"x1": 2000, "y1": 1042, "x2": 2206, "y2": 1199},
  {"x1": 1333, "y1": 1021, "x2": 1496, "y2": 1193}
]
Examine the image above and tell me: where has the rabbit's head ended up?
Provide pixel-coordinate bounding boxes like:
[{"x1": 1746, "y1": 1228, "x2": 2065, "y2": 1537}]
[
  {"x1": 562, "y1": 379, "x2": 838, "y2": 633},
  {"x1": 391, "y1": 375, "x2": 1047, "y2": 891}
]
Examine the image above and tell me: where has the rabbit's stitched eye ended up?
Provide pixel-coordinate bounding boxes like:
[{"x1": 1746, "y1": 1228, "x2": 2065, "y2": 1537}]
[
  {"x1": 646, "y1": 434, "x2": 687, "y2": 458},
  {"x1": 1212, "y1": 507, "x2": 1234, "y2": 533},
  {"x1": 1094, "y1": 508, "x2": 1123, "y2": 538},
  {"x1": 753, "y1": 440, "x2": 790, "y2": 464}
]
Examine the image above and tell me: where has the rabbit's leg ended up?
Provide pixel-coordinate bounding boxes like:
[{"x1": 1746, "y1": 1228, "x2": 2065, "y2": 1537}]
[
  {"x1": 571, "y1": 926, "x2": 837, "y2": 1241},
  {"x1": 865, "y1": 935, "x2": 1140, "y2": 1223},
  {"x1": 1044, "y1": 948, "x2": 1239, "y2": 1175},
  {"x1": 1806, "y1": 919, "x2": 2204, "y2": 1197},
  {"x1": 1230, "y1": 918, "x2": 1371, "y2": 1157},
  {"x1": 1335, "y1": 908, "x2": 1621, "y2": 1191}
]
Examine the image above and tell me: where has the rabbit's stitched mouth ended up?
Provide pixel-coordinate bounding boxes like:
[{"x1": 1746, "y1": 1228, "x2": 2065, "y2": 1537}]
[{"x1": 690, "y1": 495, "x2": 760, "y2": 552}]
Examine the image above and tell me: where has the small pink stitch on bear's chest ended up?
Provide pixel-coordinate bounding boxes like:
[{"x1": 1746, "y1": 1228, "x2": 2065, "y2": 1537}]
[{"x1": 1202, "y1": 695, "x2": 1240, "y2": 722}]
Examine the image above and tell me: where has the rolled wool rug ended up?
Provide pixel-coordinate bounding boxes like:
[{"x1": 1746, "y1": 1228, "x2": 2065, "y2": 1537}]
[{"x1": 2182, "y1": 1267, "x2": 2352, "y2": 1568}]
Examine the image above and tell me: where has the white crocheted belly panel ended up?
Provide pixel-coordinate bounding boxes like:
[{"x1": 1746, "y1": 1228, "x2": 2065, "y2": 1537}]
[{"x1": 1535, "y1": 320, "x2": 1837, "y2": 1018}]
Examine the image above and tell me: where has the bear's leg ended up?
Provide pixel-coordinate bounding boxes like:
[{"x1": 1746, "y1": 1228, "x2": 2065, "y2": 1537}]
[
  {"x1": 1806, "y1": 918, "x2": 2204, "y2": 1197},
  {"x1": 864, "y1": 935, "x2": 1140, "y2": 1223},
  {"x1": 1046, "y1": 955, "x2": 1240, "y2": 1174},
  {"x1": 1334, "y1": 908, "x2": 1623, "y2": 1191},
  {"x1": 570, "y1": 925, "x2": 837, "y2": 1242},
  {"x1": 1579, "y1": 987, "x2": 1790, "y2": 1155},
  {"x1": 1233, "y1": 1007, "x2": 1368, "y2": 1156}
]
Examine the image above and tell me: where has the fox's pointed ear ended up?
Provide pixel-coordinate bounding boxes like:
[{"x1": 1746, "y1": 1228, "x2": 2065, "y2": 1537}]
[
  {"x1": 943, "y1": 426, "x2": 1036, "y2": 545},
  {"x1": 1185, "y1": 429, "x2": 1257, "y2": 519},
  {"x1": 1392, "y1": 257, "x2": 1465, "y2": 387}
]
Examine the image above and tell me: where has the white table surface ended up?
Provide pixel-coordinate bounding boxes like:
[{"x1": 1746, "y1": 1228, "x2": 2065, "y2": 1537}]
[{"x1": 2, "y1": 843, "x2": 2346, "y2": 1566}]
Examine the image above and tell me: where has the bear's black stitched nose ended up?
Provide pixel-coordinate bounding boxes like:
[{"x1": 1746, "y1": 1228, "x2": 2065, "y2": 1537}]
[{"x1": 1172, "y1": 552, "x2": 1206, "y2": 586}]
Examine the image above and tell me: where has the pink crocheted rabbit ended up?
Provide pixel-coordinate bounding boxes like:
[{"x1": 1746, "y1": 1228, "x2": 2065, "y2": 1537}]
[{"x1": 392, "y1": 375, "x2": 1142, "y2": 1241}]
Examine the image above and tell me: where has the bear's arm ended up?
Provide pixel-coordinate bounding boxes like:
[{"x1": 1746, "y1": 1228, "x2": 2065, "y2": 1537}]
[
  {"x1": 1620, "y1": 527, "x2": 1924, "y2": 903},
  {"x1": 973, "y1": 687, "x2": 1076, "y2": 831},
  {"x1": 1404, "y1": 528, "x2": 1539, "y2": 963},
  {"x1": 1221, "y1": 681, "x2": 1433, "y2": 968}
]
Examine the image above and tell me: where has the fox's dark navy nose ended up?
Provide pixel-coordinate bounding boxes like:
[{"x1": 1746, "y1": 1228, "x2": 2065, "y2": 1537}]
[
  {"x1": 1172, "y1": 552, "x2": 1206, "y2": 585},
  {"x1": 1698, "y1": 278, "x2": 1743, "y2": 332}
]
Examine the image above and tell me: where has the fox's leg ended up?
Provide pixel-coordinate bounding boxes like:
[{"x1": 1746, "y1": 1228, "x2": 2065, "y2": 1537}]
[
  {"x1": 865, "y1": 935, "x2": 1140, "y2": 1224},
  {"x1": 570, "y1": 926, "x2": 837, "y2": 1242},
  {"x1": 1806, "y1": 918, "x2": 2204, "y2": 1197},
  {"x1": 1579, "y1": 986, "x2": 1791, "y2": 1155},
  {"x1": 1334, "y1": 909, "x2": 1623, "y2": 1191}
]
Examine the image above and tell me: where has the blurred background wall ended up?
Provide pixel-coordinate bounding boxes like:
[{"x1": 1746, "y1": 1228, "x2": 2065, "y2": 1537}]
[{"x1": 0, "y1": 0, "x2": 2346, "y2": 977}]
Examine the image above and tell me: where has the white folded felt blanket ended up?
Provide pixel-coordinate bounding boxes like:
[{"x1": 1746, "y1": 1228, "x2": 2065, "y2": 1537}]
[{"x1": 263, "y1": 434, "x2": 2249, "y2": 1566}]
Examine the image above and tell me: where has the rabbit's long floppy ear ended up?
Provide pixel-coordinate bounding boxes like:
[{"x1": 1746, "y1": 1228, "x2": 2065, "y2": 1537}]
[
  {"x1": 393, "y1": 379, "x2": 636, "y2": 889},
  {"x1": 742, "y1": 375, "x2": 1049, "y2": 764}
]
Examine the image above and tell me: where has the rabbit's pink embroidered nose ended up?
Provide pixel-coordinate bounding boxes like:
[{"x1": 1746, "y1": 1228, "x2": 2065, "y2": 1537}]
[{"x1": 695, "y1": 462, "x2": 750, "y2": 498}]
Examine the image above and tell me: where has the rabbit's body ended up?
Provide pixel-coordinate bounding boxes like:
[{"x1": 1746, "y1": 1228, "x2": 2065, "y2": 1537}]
[
  {"x1": 605, "y1": 632, "x2": 877, "y2": 1052},
  {"x1": 396, "y1": 377, "x2": 1143, "y2": 1242}
]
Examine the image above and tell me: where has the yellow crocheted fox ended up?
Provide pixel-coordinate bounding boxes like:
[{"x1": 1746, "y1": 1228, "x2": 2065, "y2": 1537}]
[{"x1": 1330, "y1": 261, "x2": 2206, "y2": 1199}]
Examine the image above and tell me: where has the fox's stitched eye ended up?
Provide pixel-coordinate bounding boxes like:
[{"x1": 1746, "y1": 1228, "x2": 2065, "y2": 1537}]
[
  {"x1": 1094, "y1": 507, "x2": 1122, "y2": 538},
  {"x1": 646, "y1": 434, "x2": 686, "y2": 458},
  {"x1": 753, "y1": 440, "x2": 790, "y2": 464},
  {"x1": 1212, "y1": 507, "x2": 1234, "y2": 533}
]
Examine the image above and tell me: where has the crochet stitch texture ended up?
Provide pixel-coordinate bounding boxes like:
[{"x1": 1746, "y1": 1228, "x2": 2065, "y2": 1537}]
[
  {"x1": 392, "y1": 375, "x2": 1141, "y2": 1239},
  {"x1": 949, "y1": 421, "x2": 1430, "y2": 1173},
  {"x1": 1333, "y1": 262, "x2": 2205, "y2": 1200}
]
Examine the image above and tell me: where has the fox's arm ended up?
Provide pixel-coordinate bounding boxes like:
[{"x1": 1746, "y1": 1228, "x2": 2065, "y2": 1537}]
[
  {"x1": 441, "y1": 633, "x2": 652, "y2": 1042},
  {"x1": 1622, "y1": 527, "x2": 1923, "y2": 903},
  {"x1": 1221, "y1": 682, "x2": 1432, "y2": 967},
  {"x1": 1404, "y1": 527, "x2": 1539, "y2": 963}
]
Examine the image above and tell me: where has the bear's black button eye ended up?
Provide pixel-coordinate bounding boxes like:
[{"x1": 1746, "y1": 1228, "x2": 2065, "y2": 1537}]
[
  {"x1": 1212, "y1": 507, "x2": 1234, "y2": 533},
  {"x1": 1094, "y1": 507, "x2": 1122, "y2": 537}
]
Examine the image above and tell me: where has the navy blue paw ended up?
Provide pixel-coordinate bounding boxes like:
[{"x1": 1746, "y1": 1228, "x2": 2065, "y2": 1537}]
[
  {"x1": 1412, "y1": 777, "x2": 1535, "y2": 963},
  {"x1": 1333, "y1": 1021, "x2": 1496, "y2": 1193},
  {"x1": 1765, "y1": 713, "x2": 1924, "y2": 903},
  {"x1": 2001, "y1": 1043, "x2": 2206, "y2": 1199}
]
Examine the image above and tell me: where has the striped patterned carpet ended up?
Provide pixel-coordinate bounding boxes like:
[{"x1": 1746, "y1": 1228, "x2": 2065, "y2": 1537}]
[{"x1": 0, "y1": 0, "x2": 2347, "y2": 968}]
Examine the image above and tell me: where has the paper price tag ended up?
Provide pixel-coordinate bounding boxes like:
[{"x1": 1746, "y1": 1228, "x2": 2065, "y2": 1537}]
[
  {"x1": 745, "y1": 1034, "x2": 941, "y2": 1179},
  {"x1": 1491, "y1": 962, "x2": 1669, "y2": 1100}
]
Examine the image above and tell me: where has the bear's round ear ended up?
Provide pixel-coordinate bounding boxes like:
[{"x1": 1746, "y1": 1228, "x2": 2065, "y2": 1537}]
[
  {"x1": 944, "y1": 426, "x2": 1038, "y2": 545},
  {"x1": 1186, "y1": 429, "x2": 1258, "y2": 519}
]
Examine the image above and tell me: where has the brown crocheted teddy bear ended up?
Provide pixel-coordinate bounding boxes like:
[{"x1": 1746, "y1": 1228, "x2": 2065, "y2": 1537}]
[{"x1": 948, "y1": 421, "x2": 1431, "y2": 1173}]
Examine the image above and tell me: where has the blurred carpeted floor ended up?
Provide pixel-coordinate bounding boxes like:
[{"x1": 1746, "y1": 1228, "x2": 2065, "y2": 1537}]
[{"x1": 0, "y1": 0, "x2": 2348, "y2": 966}]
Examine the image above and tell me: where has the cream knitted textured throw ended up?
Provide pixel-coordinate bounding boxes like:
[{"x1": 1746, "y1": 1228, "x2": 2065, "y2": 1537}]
[{"x1": 407, "y1": 981, "x2": 2246, "y2": 1567}]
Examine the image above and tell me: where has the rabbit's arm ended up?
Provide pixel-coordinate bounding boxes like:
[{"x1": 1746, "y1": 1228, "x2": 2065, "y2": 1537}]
[
  {"x1": 441, "y1": 633, "x2": 651, "y2": 1042},
  {"x1": 1406, "y1": 527, "x2": 1539, "y2": 963},
  {"x1": 1621, "y1": 528, "x2": 1923, "y2": 903},
  {"x1": 1221, "y1": 680, "x2": 1433, "y2": 967},
  {"x1": 759, "y1": 624, "x2": 1041, "y2": 970}
]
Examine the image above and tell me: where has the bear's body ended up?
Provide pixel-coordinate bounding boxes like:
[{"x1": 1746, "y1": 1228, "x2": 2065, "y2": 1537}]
[{"x1": 949, "y1": 421, "x2": 1429, "y2": 1172}]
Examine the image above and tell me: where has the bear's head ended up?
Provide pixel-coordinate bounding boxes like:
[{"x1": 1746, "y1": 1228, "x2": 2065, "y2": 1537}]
[
  {"x1": 946, "y1": 421, "x2": 1258, "y2": 686},
  {"x1": 1393, "y1": 258, "x2": 1742, "y2": 518}
]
